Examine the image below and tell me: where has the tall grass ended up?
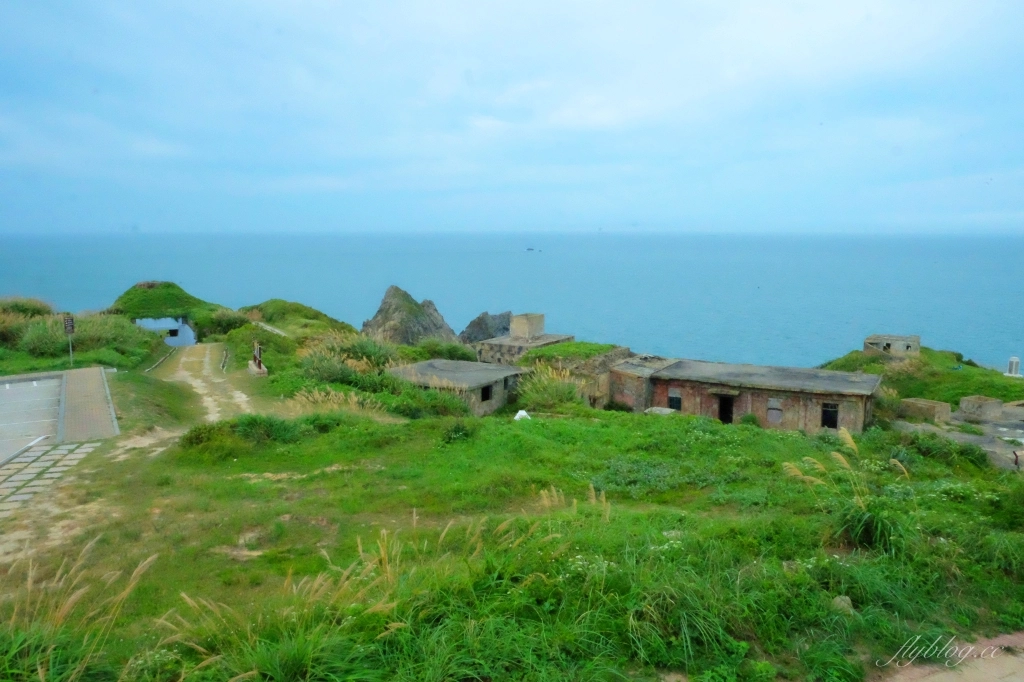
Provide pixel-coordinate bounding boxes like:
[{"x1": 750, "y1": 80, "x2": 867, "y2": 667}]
[
  {"x1": 517, "y1": 366, "x2": 585, "y2": 411},
  {"x1": 0, "y1": 539, "x2": 156, "y2": 682}
]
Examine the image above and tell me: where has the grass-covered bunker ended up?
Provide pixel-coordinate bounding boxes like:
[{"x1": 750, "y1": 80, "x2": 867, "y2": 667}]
[{"x1": 388, "y1": 358, "x2": 526, "y2": 416}]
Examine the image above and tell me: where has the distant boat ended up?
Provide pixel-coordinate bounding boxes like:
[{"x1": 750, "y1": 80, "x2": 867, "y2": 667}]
[{"x1": 526, "y1": 247, "x2": 534, "y2": 251}]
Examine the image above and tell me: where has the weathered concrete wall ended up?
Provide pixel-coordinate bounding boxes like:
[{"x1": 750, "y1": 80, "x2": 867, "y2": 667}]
[
  {"x1": 455, "y1": 375, "x2": 519, "y2": 416},
  {"x1": 475, "y1": 336, "x2": 575, "y2": 365},
  {"x1": 959, "y1": 395, "x2": 1003, "y2": 421},
  {"x1": 527, "y1": 346, "x2": 632, "y2": 409},
  {"x1": 650, "y1": 379, "x2": 871, "y2": 433},
  {"x1": 510, "y1": 314, "x2": 545, "y2": 340},
  {"x1": 900, "y1": 398, "x2": 952, "y2": 422}
]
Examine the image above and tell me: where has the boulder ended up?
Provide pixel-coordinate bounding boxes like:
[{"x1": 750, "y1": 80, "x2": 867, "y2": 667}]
[
  {"x1": 362, "y1": 286, "x2": 458, "y2": 346},
  {"x1": 459, "y1": 311, "x2": 511, "y2": 344}
]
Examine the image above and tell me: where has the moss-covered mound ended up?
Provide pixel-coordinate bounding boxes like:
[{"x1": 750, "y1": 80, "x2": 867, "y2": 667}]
[
  {"x1": 822, "y1": 347, "x2": 1024, "y2": 406},
  {"x1": 520, "y1": 341, "x2": 617, "y2": 364},
  {"x1": 109, "y1": 282, "x2": 249, "y2": 340},
  {"x1": 239, "y1": 299, "x2": 357, "y2": 339}
]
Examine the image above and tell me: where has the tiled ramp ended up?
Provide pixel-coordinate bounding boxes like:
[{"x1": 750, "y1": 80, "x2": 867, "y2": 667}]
[
  {"x1": 0, "y1": 368, "x2": 119, "y2": 463},
  {"x1": 0, "y1": 442, "x2": 97, "y2": 518}
]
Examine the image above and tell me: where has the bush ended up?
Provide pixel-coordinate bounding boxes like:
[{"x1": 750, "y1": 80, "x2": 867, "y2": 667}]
[
  {"x1": 834, "y1": 498, "x2": 916, "y2": 555},
  {"x1": 207, "y1": 309, "x2": 251, "y2": 335},
  {"x1": 416, "y1": 338, "x2": 475, "y2": 362},
  {"x1": 739, "y1": 413, "x2": 761, "y2": 427},
  {"x1": 604, "y1": 400, "x2": 633, "y2": 412},
  {"x1": 233, "y1": 414, "x2": 303, "y2": 444},
  {"x1": 180, "y1": 422, "x2": 230, "y2": 448},
  {"x1": 441, "y1": 419, "x2": 477, "y2": 444},
  {"x1": 18, "y1": 318, "x2": 67, "y2": 357},
  {"x1": 517, "y1": 366, "x2": 584, "y2": 411},
  {"x1": 0, "y1": 297, "x2": 52, "y2": 317}
]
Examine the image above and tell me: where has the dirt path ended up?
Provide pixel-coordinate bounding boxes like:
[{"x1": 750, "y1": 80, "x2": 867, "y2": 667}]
[{"x1": 161, "y1": 343, "x2": 252, "y2": 422}]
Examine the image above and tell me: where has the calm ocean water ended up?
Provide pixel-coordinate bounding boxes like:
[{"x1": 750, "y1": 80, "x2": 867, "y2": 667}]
[{"x1": 0, "y1": 233, "x2": 1021, "y2": 369}]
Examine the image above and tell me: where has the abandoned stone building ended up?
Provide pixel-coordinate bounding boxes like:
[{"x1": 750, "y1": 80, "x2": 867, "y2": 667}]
[
  {"x1": 864, "y1": 334, "x2": 920, "y2": 357},
  {"x1": 625, "y1": 359, "x2": 882, "y2": 433},
  {"x1": 959, "y1": 395, "x2": 1003, "y2": 422},
  {"x1": 388, "y1": 359, "x2": 525, "y2": 416},
  {"x1": 475, "y1": 313, "x2": 574, "y2": 365}
]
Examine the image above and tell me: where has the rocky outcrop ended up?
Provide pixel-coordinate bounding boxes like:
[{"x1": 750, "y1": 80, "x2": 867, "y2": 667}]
[
  {"x1": 459, "y1": 311, "x2": 511, "y2": 344},
  {"x1": 362, "y1": 286, "x2": 459, "y2": 345}
]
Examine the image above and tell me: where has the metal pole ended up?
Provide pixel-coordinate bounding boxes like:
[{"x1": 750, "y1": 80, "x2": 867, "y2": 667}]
[{"x1": 68, "y1": 335, "x2": 73, "y2": 368}]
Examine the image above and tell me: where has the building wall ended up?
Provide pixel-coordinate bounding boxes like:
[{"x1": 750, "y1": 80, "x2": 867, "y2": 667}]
[
  {"x1": 609, "y1": 370, "x2": 654, "y2": 412},
  {"x1": 650, "y1": 379, "x2": 871, "y2": 433},
  {"x1": 460, "y1": 376, "x2": 519, "y2": 416}
]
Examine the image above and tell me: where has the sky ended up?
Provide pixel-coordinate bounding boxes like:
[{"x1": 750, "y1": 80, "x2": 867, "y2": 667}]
[{"x1": 1, "y1": 1, "x2": 1022, "y2": 234}]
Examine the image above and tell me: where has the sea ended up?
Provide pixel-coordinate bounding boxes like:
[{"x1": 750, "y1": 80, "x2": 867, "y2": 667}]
[{"x1": 1, "y1": 233, "x2": 1021, "y2": 370}]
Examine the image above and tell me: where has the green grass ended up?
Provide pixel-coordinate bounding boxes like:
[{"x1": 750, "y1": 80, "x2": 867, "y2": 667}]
[
  {"x1": 108, "y1": 369, "x2": 204, "y2": 433},
  {"x1": 0, "y1": 314, "x2": 163, "y2": 377},
  {"x1": 823, "y1": 347, "x2": 1024, "y2": 406},
  {"x1": 108, "y1": 281, "x2": 250, "y2": 340},
  {"x1": 9, "y1": 406, "x2": 1024, "y2": 680},
  {"x1": 520, "y1": 341, "x2": 618, "y2": 364},
  {"x1": 239, "y1": 298, "x2": 357, "y2": 339}
]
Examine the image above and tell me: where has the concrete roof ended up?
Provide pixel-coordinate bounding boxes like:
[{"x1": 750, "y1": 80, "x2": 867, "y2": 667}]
[
  {"x1": 865, "y1": 334, "x2": 919, "y2": 341},
  {"x1": 611, "y1": 355, "x2": 678, "y2": 378},
  {"x1": 651, "y1": 359, "x2": 882, "y2": 396},
  {"x1": 388, "y1": 359, "x2": 526, "y2": 390},
  {"x1": 476, "y1": 333, "x2": 574, "y2": 348}
]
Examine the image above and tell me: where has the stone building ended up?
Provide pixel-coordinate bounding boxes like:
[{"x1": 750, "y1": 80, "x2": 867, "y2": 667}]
[
  {"x1": 475, "y1": 313, "x2": 573, "y2": 365},
  {"x1": 388, "y1": 359, "x2": 525, "y2": 416},
  {"x1": 864, "y1": 334, "x2": 921, "y2": 357},
  {"x1": 646, "y1": 359, "x2": 882, "y2": 433}
]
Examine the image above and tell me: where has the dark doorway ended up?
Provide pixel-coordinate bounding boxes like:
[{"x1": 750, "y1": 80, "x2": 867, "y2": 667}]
[
  {"x1": 481, "y1": 385, "x2": 493, "y2": 402},
  {"x1": 718, "y1": 395, "x2": 734, "y2": 424},
  {"x1": 821, "y1": 402, "x2": 839, "y2": 429}
]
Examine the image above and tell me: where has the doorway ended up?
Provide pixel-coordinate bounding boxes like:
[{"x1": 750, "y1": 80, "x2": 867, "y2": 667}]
[{"x1": 718, "y1": 395, "x2": 734, "y2": 424}]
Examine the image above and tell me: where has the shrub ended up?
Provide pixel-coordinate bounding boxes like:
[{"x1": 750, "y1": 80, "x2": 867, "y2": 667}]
[
  {"x1": 341, "y1": 337, "x2": 396, "y2": 370},
  {"x1": 517, "y1": 366, "x2": 584, "y2": 411},
  {"x1": 233, "y1": 414, "x2": 303, "y2": 444},
  {"x1": 739, "y1": 413, "x2": 761, "y2": 427},
  {"x1": 180, "y1": 422, "x2": 230, "y2": 448},
  {"x1": 834, "y1": 498, "x2": 916, "y2": 555},
  {"x1": 441, "y1": 419, "x2": 477, "y2": 444},
  {"x1": 208, "y1": 308, "x2": 251, "y2": 335},
  {"x1": 18, "y1": 318, "x2": 66, "y2": 356},
  {"x1": 0, "y1": 297, "x2": 52, "y2": 317},
  {"x1": 0, "y1": 312, "x2": 30, "y2": 348},
  {"x1": 416, "y1": 338, "x2": 475, "y2": 361}
]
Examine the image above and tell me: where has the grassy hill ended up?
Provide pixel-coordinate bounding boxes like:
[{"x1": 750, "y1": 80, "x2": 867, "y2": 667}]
[
  {"x1": 823, "y1": 347, "x2": 1024, "y2": 406},
  {"x1": 239, "y1": 298, "x2": 357, "y2": 339},
  {"x1": 8, "y1": 406, "x2": 1023, "y2": 680},
  {"x1": 109, "y1": 281, "x2": 250, "y2": 339}
]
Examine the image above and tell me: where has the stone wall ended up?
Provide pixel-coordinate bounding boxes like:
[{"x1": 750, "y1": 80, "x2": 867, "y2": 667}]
[
  {"x1": 900, "y1": 398, "x2": 951, "y2": 422},
  {"x1": 959, "y1": 395, "x2": 1003, "y2": 421}
]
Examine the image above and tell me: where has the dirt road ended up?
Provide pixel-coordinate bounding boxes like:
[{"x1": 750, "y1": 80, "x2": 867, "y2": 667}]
[{"x1": 161, "y1": 343, "x2": 252, "y2": 422}]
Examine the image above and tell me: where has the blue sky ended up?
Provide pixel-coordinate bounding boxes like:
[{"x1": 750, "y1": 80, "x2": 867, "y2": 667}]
[{"x1": 1, "y1": 1, "x2": 1022, "y2": 234}]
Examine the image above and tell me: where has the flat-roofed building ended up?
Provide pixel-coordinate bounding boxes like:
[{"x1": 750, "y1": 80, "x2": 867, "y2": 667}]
[
  {"x1": 388, "y1": 359, "x2": 526, "y2": 416},
  {"x1": 648, "y1": 359, "x2": 882, "y2": 433},
  {"x1": 475, "y1": 313, "x2": 573, "y2": 365}
]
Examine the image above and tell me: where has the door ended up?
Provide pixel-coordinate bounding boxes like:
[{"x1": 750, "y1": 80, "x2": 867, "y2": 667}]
[{"x1": 718, "y1": 395, "x2": 734, "y2": 424}]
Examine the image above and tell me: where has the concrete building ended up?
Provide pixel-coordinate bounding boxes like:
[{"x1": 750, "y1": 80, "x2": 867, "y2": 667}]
[
  {"x1": 900, "y1": 398, "x2": 952, "y2": 422},
  {"x1": 647, "y1": 360, "x2": 882, "y2": 433},
  {"x1": 388, "y1": 359, "x2": 526, "y2": 416},
  {"x1": 864, "y1": 334, "x2": 920, "y2": 357},
  {"x1": 1006, "y1": 357, "x2": 1021, "y2": 378},
  {"x1": 609, "y1": 355, "x2": 679, "y2": 412},
  {"x1": 475, "y1": 313, "x2": 573, "y2": 365},
  {"x1": 959, "y1": 395, "x2": 1003, "y2": 422}
]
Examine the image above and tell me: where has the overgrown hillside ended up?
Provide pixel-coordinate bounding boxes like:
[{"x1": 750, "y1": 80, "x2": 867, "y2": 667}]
[
  {"x1": 823, "y1": 347, "x2": 1024, "y2": 406},
  {"x1": 7, "y1": 408, "x2": 1023, "y2": 680},
  {"x1": 239, "y1": 298, "x2": 357, "y2": 339},
  {"x1": 109, "y1": 281, "x2": 249, "y2": 339},
  {"x1": 0, "y1": 297, "x2": 161, "y2": 375}
]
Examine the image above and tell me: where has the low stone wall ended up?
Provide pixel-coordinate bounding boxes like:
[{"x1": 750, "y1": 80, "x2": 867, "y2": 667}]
[{"x1": 900, "y1": 398, "x2": 951, "y2": 422}]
